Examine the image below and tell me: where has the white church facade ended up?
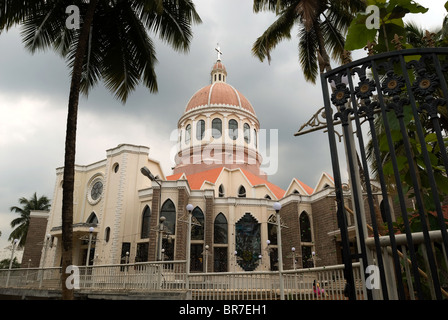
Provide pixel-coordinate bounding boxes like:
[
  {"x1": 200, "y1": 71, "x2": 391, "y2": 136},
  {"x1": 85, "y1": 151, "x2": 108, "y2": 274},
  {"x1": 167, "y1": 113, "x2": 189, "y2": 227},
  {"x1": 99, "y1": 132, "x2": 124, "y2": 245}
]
[{"x1": 24, "y1": 52, "x2": 373, "y2": 273}]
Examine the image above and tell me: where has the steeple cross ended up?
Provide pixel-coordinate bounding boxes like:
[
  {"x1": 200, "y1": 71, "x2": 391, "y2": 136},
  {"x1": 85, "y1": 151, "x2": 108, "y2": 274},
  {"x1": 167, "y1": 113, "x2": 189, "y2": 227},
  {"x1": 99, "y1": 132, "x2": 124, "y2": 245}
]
[{"x1": 215, "y1": 43, "x2": 222, "y2": 61}]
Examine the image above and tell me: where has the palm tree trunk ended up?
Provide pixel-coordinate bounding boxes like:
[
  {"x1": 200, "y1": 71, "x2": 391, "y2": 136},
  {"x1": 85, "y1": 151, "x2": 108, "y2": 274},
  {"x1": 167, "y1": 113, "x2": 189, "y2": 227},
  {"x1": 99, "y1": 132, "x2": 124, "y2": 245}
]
[{"x1": 61, "y1": 0, "x2": 99, "y2": 300}]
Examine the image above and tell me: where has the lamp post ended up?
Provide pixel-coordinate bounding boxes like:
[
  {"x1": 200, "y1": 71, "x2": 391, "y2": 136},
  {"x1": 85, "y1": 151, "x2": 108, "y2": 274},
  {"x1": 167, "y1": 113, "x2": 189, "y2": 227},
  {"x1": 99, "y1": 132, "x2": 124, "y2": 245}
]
[
  {"x1": 141, "y1": 166, "x2": 162, "y2": 261},
  {"x1": 204, "y1": 245, "x2": 209, "y2": 273},
  {"x1": 273, "y1": 201, "x2": 284, "y2": 300},
  {"x1": 86, "y1": 227, "x2": 94, "y2": 266},
  {"x1": 292, "y1": 247, "x2": 296, "y2": 270},
  {"x1": 158, "y1": 216, "x2": 166, "y2": 261},
  {"x1": 186, "y1": 204, "x2": 193, "y2": 297}
]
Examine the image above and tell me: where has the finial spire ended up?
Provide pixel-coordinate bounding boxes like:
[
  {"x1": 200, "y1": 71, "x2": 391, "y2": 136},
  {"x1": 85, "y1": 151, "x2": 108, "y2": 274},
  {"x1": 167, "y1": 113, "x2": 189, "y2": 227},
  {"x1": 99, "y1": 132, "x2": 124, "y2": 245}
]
[{"x1": 215, "y1": 43, "x2": 222, "y2": 61}]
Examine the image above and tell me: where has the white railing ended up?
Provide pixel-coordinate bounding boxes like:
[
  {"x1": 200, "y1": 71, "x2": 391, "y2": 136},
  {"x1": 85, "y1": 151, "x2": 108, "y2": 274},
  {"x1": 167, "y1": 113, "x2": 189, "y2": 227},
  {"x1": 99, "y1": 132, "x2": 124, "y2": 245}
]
[
  {"x1": 189, "y1": 263, "x2": 363, "y2": 300},
  {"x1": 0, "y1": 261, "x2": 362, "y2": 300}
]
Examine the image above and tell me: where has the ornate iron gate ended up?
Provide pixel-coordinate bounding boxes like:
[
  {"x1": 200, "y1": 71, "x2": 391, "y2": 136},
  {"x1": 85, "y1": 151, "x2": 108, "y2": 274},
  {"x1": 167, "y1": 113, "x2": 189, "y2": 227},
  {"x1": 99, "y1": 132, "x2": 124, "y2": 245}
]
[{"x1": 321, "y1": 48, "x2": 448, "y2": 300}]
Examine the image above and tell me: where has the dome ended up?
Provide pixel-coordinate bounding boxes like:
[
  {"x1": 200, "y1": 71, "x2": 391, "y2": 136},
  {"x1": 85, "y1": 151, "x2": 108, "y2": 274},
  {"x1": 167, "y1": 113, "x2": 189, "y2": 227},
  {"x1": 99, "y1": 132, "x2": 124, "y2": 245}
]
[
  {"x1": 184, "y1": 59, "x2": 256, "y2": 115},
  {"x1": 185, "y1": 82, "x2": 256, "y2": 115}
]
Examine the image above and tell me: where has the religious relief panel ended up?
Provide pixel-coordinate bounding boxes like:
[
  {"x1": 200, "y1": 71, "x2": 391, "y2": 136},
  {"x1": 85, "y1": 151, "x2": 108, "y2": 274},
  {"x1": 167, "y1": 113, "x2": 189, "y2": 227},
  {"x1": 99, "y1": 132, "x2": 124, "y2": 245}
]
[{"x1": 235, "y1": 213, "x2": 261, "y2": 271}]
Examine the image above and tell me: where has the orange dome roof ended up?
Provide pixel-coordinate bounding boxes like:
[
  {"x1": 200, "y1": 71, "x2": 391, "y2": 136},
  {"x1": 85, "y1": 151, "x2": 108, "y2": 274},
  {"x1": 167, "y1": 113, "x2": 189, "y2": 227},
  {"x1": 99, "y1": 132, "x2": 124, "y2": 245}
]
[{"x1": 185, "y1": 82, "x2": 256, "y2": 115}]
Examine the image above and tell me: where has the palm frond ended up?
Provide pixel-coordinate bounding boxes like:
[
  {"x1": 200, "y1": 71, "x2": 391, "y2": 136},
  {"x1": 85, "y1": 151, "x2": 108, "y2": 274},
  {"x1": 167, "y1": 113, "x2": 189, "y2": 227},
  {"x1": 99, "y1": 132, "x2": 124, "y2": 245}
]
[
  {"x1": 298, "y1": 24, "x2": 318, "y2": 83},
  {"x1": 252, "y1": 4, "x2": 296, "y2": 62}
]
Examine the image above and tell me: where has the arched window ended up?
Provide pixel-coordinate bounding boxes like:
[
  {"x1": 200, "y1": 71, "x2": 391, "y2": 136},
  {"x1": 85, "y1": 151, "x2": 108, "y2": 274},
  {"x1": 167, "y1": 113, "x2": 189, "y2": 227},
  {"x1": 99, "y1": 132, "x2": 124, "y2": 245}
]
[
  {"x1": 191, "y1": 207, "x2": 204, "y2": 240},
  {"x1": 244, "y1": 123, "x2": 250, "y2": 144},
  {"x1": 218, "y1": 184, "x2": 225, "y2": 197},
  {"x1": 212, "y1": 118, "x2": 222, "y2": 138},
  {"x1": 161, "y1": 199, "x2": 176, "y2": 235},
  {"x1": 293, "y1": 189, "x2": 300, "y2": 194},
  {"x1": 254, "y1": 129, "x2": 257, "y2": 148},
  {"x1": 264, "y1": 194, "x2": 271, "y2": 199},
  {"x1": 196, "y1": 120, "x2": 205, "y2": 141},
  {"x1": 87, "y1": 212, "x2": 98, "y2": 224},
  {"x1": 235, "y1": 213, "x2": 261, "y2": 271},
  {"x1": 228, "y1": 119, "x2": 238, "y2": 140},
  {"x1": 267, "y1": 214, "x2": 278, "y2": 245},
  {"x1": 141, "y1": 205, "x2": 151, "y2": 239},
  {"x1": 238, "y1": 185, "x2": 246, "y2": 198},
  {"x1": 185, "y1": 124, "x2": 191, "y2": 144},
  {"x1": 104, "y1": 227, "x2": 110, "y2": 242},
  {"x1": 300, "y1": 211, "x2": 312, "y2": 242},
  {"x1": 214, "y1": 213, "x2": 228, "y2": 244}
]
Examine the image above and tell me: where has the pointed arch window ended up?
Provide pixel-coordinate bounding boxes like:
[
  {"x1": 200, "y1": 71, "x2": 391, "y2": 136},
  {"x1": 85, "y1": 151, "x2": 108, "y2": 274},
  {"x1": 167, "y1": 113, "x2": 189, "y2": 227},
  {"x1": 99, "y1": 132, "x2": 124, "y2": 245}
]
[
  {"x1": 161, "y1": 199, "x2": 176, "y2": 235},
  {"x1": 141, "y1": 205, "x2": 151, "y2": 239},
  {"x1": 87, "y1": 212, "x2": 98, "y2": 225},
  {"x1": 212, "y1": 118, "x2": 222, "y2": 138},
  {"x1": 300, "y1": 211, "x2": 312, "y2": 242},
  {"x1": 238, "y1": 185, "x2": 246, "y2": 198},
  {"x1": 191, "y1": 207, "x2": 204, "y2": 240},
  {"x1": 235, "y1": 213, "x2": 261, "y2": 271},
  {"x1": 214, "y1": 213, "x2": 228, "y2": 244}
]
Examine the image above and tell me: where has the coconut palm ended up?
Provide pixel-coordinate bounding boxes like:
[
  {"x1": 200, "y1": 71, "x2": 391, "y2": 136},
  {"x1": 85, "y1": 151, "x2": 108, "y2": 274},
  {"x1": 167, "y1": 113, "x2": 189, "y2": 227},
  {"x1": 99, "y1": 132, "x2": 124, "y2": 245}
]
[
  {"x1": 252, "y1": 0, "x2": 365, "y2": 83},
  {"x1": 1, "y1": 0, "x2": 201, "y2": 299},
  {"x1": 9, "y1": 192, "x2": 51, "y2": 248}
]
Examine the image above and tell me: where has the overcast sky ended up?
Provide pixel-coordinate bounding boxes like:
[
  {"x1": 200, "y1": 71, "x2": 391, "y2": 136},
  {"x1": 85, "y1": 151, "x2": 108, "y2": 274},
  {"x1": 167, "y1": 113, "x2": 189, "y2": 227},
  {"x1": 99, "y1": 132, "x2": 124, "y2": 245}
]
[{"x1": 0, "y1": 0, "x2": 445, "y2": 258}]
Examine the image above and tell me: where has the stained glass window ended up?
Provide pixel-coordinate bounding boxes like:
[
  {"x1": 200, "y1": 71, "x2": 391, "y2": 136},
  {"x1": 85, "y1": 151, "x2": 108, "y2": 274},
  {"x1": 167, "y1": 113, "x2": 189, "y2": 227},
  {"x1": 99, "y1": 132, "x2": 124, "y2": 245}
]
[
  {"x1": 235, "y1": 213, "x2": 261, "y2": 271},
  {"x1": 91, "y1": 181, "x2": 103, "y2": 200}
]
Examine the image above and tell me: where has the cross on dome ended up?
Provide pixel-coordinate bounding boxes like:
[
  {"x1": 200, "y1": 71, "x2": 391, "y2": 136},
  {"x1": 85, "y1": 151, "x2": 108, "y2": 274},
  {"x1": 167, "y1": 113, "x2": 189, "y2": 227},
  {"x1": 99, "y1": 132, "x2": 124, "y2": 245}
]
[{"x1": 215, "y1": 43, "x2": 222, "y2": 61}]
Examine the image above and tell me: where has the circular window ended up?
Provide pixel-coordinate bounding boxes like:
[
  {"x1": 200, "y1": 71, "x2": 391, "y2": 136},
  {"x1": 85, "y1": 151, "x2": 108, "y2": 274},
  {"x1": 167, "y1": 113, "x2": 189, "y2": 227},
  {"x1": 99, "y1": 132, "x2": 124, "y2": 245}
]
[
  {"x1": 91, "y1": 181, "x2": 103, "y2": 200},
  {"x1": 87, "y1": 177, "x2": 104, "y2": 205}
]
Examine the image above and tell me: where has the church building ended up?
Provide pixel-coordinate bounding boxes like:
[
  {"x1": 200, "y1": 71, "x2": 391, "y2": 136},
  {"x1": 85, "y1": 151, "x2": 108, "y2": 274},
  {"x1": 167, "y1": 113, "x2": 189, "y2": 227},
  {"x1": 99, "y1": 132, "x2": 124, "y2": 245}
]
[{"x1": 25, "y1": 50, "x2": 370, "y2": 273}]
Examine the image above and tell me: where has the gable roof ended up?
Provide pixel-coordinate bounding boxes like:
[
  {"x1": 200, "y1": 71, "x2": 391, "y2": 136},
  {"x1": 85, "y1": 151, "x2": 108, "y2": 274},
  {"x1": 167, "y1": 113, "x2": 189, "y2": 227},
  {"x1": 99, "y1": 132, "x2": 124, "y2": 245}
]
[
  {"x1": 239, "y1": 168, "x2": 285, "y2": 199},
  {"x1": 166, "y1": 167, "x2": 223, "y2": 190},
  {"x1": 166, "y1": 166, "x2": 285, "y2": 199},
  {"x1": 285, "y1": 178, "x2": 314, "y2": 196}
]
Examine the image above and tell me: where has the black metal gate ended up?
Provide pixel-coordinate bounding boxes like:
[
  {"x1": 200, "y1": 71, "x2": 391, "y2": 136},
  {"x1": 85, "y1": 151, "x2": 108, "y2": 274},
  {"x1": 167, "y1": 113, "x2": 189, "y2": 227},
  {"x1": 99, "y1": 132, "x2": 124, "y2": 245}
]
[{"x1": 321, "y1": 48, "x2": 448, "y2": 300}]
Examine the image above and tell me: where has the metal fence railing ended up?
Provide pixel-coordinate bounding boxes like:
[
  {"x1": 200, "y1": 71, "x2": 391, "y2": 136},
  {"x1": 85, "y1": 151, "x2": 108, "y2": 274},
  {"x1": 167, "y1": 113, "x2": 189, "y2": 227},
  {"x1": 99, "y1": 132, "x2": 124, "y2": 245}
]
[{"x1": 0, "y1": 261, "x2": 362, "y2": 300}]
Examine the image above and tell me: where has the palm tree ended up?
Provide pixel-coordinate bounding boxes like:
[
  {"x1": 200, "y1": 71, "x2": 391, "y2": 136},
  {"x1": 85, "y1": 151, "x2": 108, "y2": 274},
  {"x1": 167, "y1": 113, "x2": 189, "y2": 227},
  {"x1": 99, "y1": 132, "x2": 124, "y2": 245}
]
[
  {"x1": 9, "y1": 192, "x2": 51, "y2": 248},
  {"x1": 1, "y1": 0, "x2": 201, "y2": 299},
  {"x1": 252, "y1": 0, "x2": 365, "y2": 83}
]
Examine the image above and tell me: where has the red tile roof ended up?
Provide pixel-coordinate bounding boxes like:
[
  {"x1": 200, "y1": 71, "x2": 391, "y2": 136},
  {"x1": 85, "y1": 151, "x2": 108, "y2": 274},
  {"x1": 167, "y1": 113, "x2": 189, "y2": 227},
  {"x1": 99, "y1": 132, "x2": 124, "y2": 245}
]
[
  {"x1": 240, "y1": 169, "x2": 285, "y2": 199},
  {"x1": 166, "y1": 166, "x2": 285, "y2": 199},
  {"x1": 295, "y1": 179, "x2": 314, "y2": 195}
]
